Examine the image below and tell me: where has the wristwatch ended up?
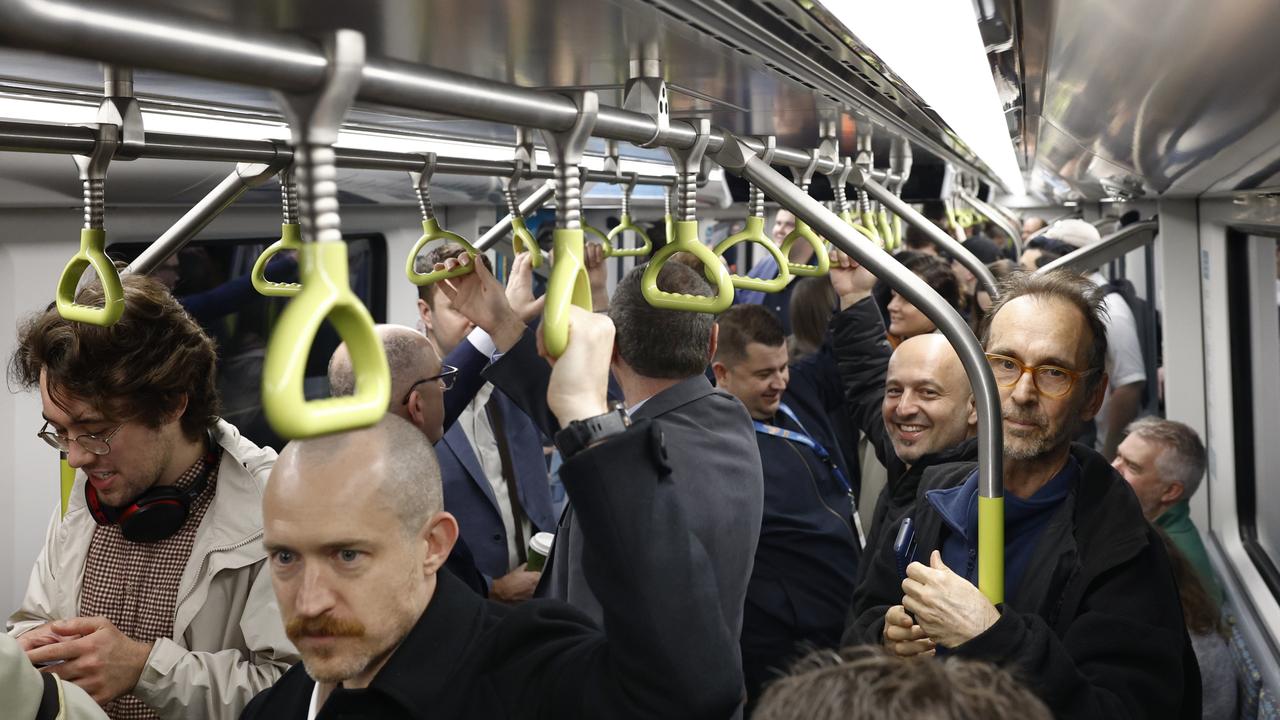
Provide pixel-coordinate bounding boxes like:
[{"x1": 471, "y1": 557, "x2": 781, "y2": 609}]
[{"x1": 554, "y1": 404, "x2": 631, "y2": 459}]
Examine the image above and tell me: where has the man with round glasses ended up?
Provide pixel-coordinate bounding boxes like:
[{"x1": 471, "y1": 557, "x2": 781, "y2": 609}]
[
  {"x1": 846, "y1": 270, "x2": 1200, "y2": 719},
  {"x1": 7, "y1": 274, "x2": 297, "y2": 720}
]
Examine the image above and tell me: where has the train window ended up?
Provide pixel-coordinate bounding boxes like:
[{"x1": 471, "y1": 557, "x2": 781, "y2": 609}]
[
  {"x1": 108, "y1": 235, "x2": 388, "y2": 451},
  {"x1": 1227, "y1": 230, "x2": 1280, "y2": 597}
]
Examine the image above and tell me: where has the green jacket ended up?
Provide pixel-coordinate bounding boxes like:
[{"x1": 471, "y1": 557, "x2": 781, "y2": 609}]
[{"x1": 1157, "y1": 501, "x2": 1224, "y2": 605}]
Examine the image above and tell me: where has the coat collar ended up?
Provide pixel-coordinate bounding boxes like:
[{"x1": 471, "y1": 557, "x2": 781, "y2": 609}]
[{"x1": 631, "y1": 373, "x2": 722, "y2": 420}]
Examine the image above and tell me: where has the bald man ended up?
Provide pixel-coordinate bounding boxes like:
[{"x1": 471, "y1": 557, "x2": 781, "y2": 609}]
[
  {"x1": 242, "y1": 307, "x2": 742, "y2": 719},
  {"x1": 330, "y1": 324, "x2": 447, "y2": 441},
  {"x1": 826, "y1": 251, "x2": 978, "y2": 606}
]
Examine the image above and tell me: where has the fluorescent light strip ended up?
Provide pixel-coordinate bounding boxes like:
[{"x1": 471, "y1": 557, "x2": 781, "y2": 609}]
[{"x1": 823, "y1": 0, "x2": 1025, "y2": 194}]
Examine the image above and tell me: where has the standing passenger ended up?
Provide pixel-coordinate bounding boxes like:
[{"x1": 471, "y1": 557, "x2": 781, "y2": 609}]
[
  {"x1": 712, "y1": 304, "x2": 860, "y2": 705},
  {"x1": 7, "y1": 274, "x2": 296, "y2": 720}
]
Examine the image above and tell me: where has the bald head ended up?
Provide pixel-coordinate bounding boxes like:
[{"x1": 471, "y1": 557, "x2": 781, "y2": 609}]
[
  {"x1": 329, "y1": 325, "x2": 439, "y2": 410},
  {"x1": 883, "y1": 334, "x2": 976, "y2": 464},
  {"x1": 267, "y1": 414, "x2": 443, "y2": 537}
]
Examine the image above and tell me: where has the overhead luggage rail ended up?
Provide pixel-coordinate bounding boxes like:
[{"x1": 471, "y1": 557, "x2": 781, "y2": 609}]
[
  {"x1": 712, "y1": 131, "x2": 1007, "y2": 604},
  {"x1": 260, "y1": 30, "x2": 390, "y2": 439},
  {"x1": 1036, "y1": 220, "x2": 1159, "y2": 276}
]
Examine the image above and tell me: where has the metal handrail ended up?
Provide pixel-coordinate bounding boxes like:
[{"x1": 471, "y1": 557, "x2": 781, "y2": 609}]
[
  {"x1": 1036, "y1": 220, "x2": 1159, "y2": 276},
  {"x1": 713, "y1": 131, "x2": 1006, "y2": 604},
  {"x1": 475, "y1": 180, "x2": 556, "y2": 251},
  {"x1": 958, "y1": 190, "x2": 1023, "y2": 259}
]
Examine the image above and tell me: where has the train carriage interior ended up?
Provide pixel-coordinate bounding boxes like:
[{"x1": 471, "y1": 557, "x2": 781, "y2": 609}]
[{"x1": 1, "y1": 0, "x2": 1280, "y2": 718}]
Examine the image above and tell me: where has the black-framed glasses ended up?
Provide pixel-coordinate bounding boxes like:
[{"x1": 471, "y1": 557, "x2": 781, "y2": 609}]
[
  {"x1": 400, "y1": 365, "x2": 459, "y2": 405},
  {"x1": 985, "y1": 353, "x2": 1097, "y2": 399},
  {"x1": 37, "y1": 420, "x2": 124, "y2": 456}
]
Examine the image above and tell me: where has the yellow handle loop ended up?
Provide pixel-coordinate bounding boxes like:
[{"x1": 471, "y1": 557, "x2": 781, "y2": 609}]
[
  {"x1": 891, "y1": 215, "x2": 905, "y2": 251},
  {"x1": 252, "y1": 223, "x2": 303, "y2": 297},
  {"x1": 56, "y1": 228, "x2": 124, "y2": 326},
  {"x1": 262, "y1": 241, "x2": 390, "y2": 438},
  {"x1": 779, "y1": 220, "x2": 831, "y2": 277},
  {"x1": 604, "y1": 214, "x2": 653, "y2": 258},
  {"x1": 542, "y1": 227, "x2": 593, "y2": 358},
  {"x1": 642, "y1": 220, "x2": 735, "y2": 312},
  {"x1": 60, "y1": 455, "x2": 75, "y2": 518},
  {"x1": 583, "y1": 222, "x2": 610, "y2": 249},
  {"x1": 712, "y1": 216, "x2": 791, "y2": 293},
  {"x1": 664, "y1": 214, "x2": 673, "y2": 246},
  {"x1": 405, "y1": 218, "x2": 479, "y2": 286},
  {"x1": 877, "y1": 210, "x2": 895, "y2": 251},
  {"x1": 510, "y1": 216, "x2": 543, "y2": 269}
]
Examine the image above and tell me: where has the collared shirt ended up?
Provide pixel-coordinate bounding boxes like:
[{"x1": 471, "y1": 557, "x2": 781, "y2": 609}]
[
  {"x1": 79, "y1": 452, "x2": 219, "y2": 720},
  {"x1": 458, "y1": 383, "x2": 530, "y2": 570}
]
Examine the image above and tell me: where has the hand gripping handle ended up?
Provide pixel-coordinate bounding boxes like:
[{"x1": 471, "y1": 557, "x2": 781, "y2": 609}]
[
  {"x1": 604, "y1": 214, "x2": 653, "y2": 258},
  {"x1": 779, "y1": 220, "x2": 831, "y2": 277},
  {"x1": 510, "y1": 216, "x2": 543, "y2": 269},
  {"x1": 252, "y1": 223, "x2": 303, "y2": 297},
  {"x1": 541, "y1": 228, "x2": 594, "y2": 358},
  {"x1": 56, "y1": 228, "x2": 124, "y2": 326},
  {"x1": 405, "y1": 218, "x2": 479, "y2": 286},
  {"x1": 642, "y1": 220, "x2": 734, "y2": 312},
  {"x1": 262, "y1": 241, "x2": 390, "y2": 438},
  {"x1": 713, "y1": 216, "x2": 791, "y2": 293}
]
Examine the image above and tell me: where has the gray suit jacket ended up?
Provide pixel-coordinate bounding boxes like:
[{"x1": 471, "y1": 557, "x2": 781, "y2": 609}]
[{"x1": 484, "y1": 329, "x2": 764, "y2": 639}]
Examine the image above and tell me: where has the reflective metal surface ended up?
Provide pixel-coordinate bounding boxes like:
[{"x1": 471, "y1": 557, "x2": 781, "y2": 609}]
[{"x1": 1019, "y1": 0, "x2": 1280, "y2": 200}]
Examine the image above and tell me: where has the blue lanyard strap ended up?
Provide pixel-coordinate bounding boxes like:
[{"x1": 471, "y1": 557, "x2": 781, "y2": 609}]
[{"x1": 753, "y1": 403, "x2": 853, "y2": 496}]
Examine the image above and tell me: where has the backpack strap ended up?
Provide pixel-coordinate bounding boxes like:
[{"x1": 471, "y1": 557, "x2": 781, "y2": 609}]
[{"x1": 35, "y1": 672, "x2": 64, "y2": 720}]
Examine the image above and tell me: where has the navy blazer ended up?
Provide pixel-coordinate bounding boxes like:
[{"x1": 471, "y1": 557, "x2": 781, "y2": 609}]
[{"x1": 437, "y1": 387, "x2": 557, "y2": 581}]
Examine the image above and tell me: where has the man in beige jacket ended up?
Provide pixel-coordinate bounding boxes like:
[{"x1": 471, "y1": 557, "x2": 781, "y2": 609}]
[{"x1": 7, "y1": 274, "x2": 297, "y2": 720}]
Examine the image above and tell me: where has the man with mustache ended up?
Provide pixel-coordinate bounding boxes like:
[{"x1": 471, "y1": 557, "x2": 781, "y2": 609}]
[
  {"x1": 240, "y1": 306, "x2": 741, "y2": 719},
  {"x1": 845, "y1": 270, "x2": 1200, "y2": 719}
]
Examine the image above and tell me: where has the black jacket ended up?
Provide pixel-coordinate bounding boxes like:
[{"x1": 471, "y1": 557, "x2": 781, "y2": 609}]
[
  {"x1": 240, "y1": 420, "x2": 742, "y2": 720},
  {"x1": 846, "y1": 444, "x2": 1202, "y2": 720}
]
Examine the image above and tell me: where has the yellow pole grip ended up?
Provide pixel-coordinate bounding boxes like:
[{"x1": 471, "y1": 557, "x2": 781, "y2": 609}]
[
  {"x1": 510, "y1": 217, "x2": 543, "y2": 269},
  {"x1": 56, "y1": 228, "x2": 124, "y2": 326},
  {"x1": 641, "y1": 220, "x2": 734, "y2": 312},
  {"x1": 542, "y1": 227, "x2": 593, "y2": 358},
  {"x1": 405, "y1": 218, "x2": 479, "y2": 286},
  {"x1": 252, "y1": 223, "x2": 303, "y2": 297},
  {"x1": 712, "y1": 216, "x2": 791, "y2": 293},
  {"x1": 779, "y1": 220, "x2": 831, "y2": 277},
  {"x1": 978, "y1": 494, "x2": 1005, "y2": 605},
  {"x1": 604, "y1": 214, "x2": 653, "y2": 258},
  {"x1": 262, "y1": 241, "x2": 390, "y2": 438}
]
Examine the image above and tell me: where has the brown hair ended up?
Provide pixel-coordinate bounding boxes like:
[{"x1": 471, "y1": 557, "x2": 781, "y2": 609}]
[
  {"x1": 414, "y1": 242, "x2": 493, "y2": 307},
  {"x1": 609, "y1": 262, "x2": 715, "y2": 379},
  {"x1": 754, "y1": 645, "x2": 1051, "y2": 720},
  {"x1": 788, "y1": 277, "x2": 837, "y2": 358},
  {"x1": 715, "y1": 304, "x2": 785, "y2": 366},
  {"x1": 9, "y1": 273, "x2": 219, "y2": 440},
  {"x1": 979, "y1": 269, "x2": 1110, "y2": 393},
  {"x1": 1157, "y1": 527, "x2": 1225, "y2": 637}
]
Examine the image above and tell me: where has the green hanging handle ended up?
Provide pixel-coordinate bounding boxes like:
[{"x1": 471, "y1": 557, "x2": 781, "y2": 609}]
[
  {"x1": 892, "y1": 215, "x2": 904, "y2": 251},
  {"x1": 642, "y1": 220, "x2": 735, "y2": 312},
  {"x1": 714, "y1": 215, "x2": 791, "y2": 293},
  {"x1": 56, "y1": 228, "x2": 125, "y2": 326},
  {"x1": 405, "y1": 153, "x2": 479, "y2": 286},
  {"x1": 263, "y1": 241, "x2": 390, "y2": 438},
  {"x1": 604, "y1": 174, "x2": 652, "y2": 258},
  {"x1": 510, "y1": 216, "x2": 542, "y2": 268},
  {"x1": 542, "y1": 227, "x2": 593, "y2": 358},
  {"x1": 780, "y1": 219, "x2": 831, "y2": 277},
  {"x1": 877, "y1": 209, "x2": 895, "y2": 249},
  {"x1": 252, "y1": 223, "x2": 303, "y2": 297}
]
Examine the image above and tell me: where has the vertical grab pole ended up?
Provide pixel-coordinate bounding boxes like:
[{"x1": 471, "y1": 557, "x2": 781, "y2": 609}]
[
  {"x1": 538, "y1": 91, "x2": 599, "y2": 357},
  {"x1": 263, "y1": 29, "x2": 390, "y2": 439},
  {"x1": 713, "y1": 132, "x2": 1005, "y2": 604}
]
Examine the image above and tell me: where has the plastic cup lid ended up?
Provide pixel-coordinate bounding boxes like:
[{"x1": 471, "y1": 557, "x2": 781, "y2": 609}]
[{"x1": 529, "y1": 531, "x2": 555, "y2": 556}]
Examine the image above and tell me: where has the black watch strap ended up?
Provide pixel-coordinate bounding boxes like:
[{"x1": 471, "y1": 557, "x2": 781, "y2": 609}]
[{"x1": 555, "y1": 405, "x2": 631, "y2": 458}]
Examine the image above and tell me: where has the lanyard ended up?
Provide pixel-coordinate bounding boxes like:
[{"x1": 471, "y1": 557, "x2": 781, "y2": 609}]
[{"x1": 753, "y1": 403, "x2": 853, "y2": 497}]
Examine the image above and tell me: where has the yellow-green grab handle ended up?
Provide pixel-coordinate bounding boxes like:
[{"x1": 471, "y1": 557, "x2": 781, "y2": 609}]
[
  {"x1": 510, "y1": 217, "x2": 543, "y2": 269},
  {"x1": 779, "y1": 220, "x2": 831, "y2": 277},
  {"x1": 60, "y1": 454, "x2": 75, "y2": 518},
  {"x1": 252, "y1": 223, "x2": 303, "y2": 297},
  {"x1": 542, "y1": 227, "x2": 593, "y2": 358},
  {"x1": 838, "y1": 209, "x2": 856, "y2": 226},
  {"x1": 664, "y1": 214, "x2": 673, "y2": 245},
  {"x1": 877, "y1": 210, "x2": 894, "y2": 249},
  {"x1": 405, "y1": 218, "x2": 479, "y2": 286},
  {"x1": 56, "y1": 228, "x2": 124, "y2": 326},
  {"x1": 263, "y1": 241, "x2": 390, "y2": 438},
  {"x1": 713, "y1": 216, "x2": 792, "y2": 293},
  {"x1": 978, "y1": 494, "x2": 1005, "y2": 604},
  {"x1": 604, "y1": 214, "x2": 653, "y2": 258},
  {"x1": 642, "y1": 220, "x2": 734, "y2": 313},
  {"x1": 583, "y1": 222, "x2": 611, "y2": 249},
  {"x1": 891, "y1": 215, "x2": 904, "y2": 251}
]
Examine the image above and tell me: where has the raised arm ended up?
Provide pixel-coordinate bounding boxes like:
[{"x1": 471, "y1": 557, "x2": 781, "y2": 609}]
[{"x1": 827, "y1": 250, "x2": 893, "y2": 460}]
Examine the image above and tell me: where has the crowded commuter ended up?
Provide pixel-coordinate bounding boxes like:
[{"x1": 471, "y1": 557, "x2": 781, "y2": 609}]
[
  {"x1": 712, "y1": 304, "x2": 861, "y2": 707},
  {"x1": 439, "y1": 254, "x2": 763, "y2": 686},
  {"x1": 976, "y1": 259, "x2": 1018, "y2": 315},
  {"x1": 846, "y1": 269, "x2": 1200, "y2": 719},
  {"x1": 1115, "y1": 417, "x2": 1222, "y2": 602},
  {"x1": 1040, "y1": 218, "x2": 1148, "y2": 458},
  {"x1": 883, "y1": 253, "x2": 961, "y2": 344},
  {"x1": 241, "y1": 306, "x2": 742, "y2": 719},
  {"x1": 787, "y1": 276, "x2": 837, "y2": 359},
  {"x1": 1018, "y1": 235, "x2": 1073, "y2": 272},
  {"x1": 826, "y1": 250, "x2": 977, "y2": 592},
  {"x1": 1022, "y1": 215, "x2": 1047, "y2": 241},
  {"x1": 410, "y1": 245, "x2": 557, "y2": 603},
  {"x1": 751, "y1": 645, "x2": 1052, "y2": 720},
  {"x1": 1159, "y1": 530, "x2": 1237, "y2": 720},
  {"x1": 7, "y1": 274, "x2": 296, "y2": 720}
]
